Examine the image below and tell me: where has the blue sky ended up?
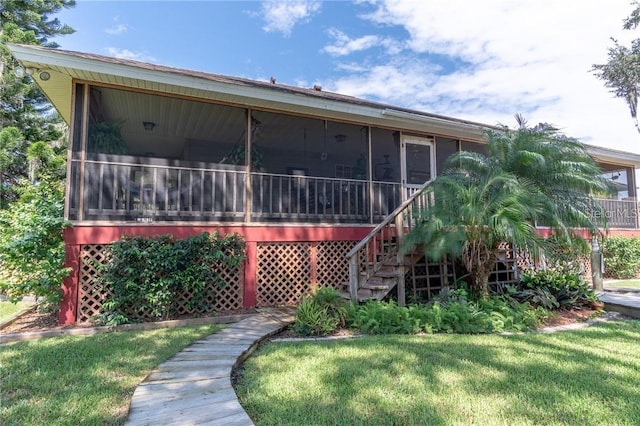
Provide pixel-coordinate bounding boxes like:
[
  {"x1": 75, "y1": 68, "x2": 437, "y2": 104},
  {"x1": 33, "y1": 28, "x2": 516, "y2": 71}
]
[{"x1": 54, "y1": 0, "x2": 640, "y2": 154}]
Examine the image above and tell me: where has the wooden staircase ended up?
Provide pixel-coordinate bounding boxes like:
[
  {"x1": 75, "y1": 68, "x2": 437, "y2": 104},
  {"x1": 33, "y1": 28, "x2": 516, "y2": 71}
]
[{"x1": 340, "y1": 182, "x2": 432, "y2": 304}]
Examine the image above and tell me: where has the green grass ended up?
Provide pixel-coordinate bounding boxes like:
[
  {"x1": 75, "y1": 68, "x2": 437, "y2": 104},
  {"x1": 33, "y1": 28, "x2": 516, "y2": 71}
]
[
  {"x1": 0, "y1": 325, "x2": 221, "y2": 426},
  {"x1": 605, "y1": 279, "x2": 640, "y2": 288},
  {"x1": 0, "y1": 300, "x2": 33, "y2": 322},
  {"x1": 237, "y1": 320, "x2": 640, "y2": 425}
]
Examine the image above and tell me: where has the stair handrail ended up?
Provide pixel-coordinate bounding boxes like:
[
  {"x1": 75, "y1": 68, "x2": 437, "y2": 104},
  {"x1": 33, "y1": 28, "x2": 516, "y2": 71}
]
[{"x1": 346, "y1": 181, "x2": 432, "y2": 303}]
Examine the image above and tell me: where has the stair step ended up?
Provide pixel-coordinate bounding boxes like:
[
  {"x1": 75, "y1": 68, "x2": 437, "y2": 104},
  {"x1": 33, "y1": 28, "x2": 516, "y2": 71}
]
[
  {"x1": 365, "y1": 276, "x2": 396, "y2": 287},
  {"x1": 337, "y1": 279, "x2": 390, "y2": 291},
  {"x1": 369, "y1": 258, "x2": 402, "y2": 265},
  {"x1": 374, "y1": 267, "x2": 399, "y2": 278},
  {"x1": 361, "y1": 282, "x2": 389, "y2": 291},
  {"x1": 338, "y1": 289, "x2": 376, "y2": 302}
]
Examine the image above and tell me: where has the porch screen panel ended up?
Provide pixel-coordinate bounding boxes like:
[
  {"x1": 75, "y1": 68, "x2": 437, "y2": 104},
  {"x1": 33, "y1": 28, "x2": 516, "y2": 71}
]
[
  {"x1": 461, "y1": 140, "x2": 487, "y2": 155},
  {"x1": 435, "y1": 137, "x2": 459, "y2": 176},
  {"x1": 67, "y1": 83, "x2": 87, "y2": 220},
  {"x1": 371, "y1": 128, "x2": 401, "y2": 219}
]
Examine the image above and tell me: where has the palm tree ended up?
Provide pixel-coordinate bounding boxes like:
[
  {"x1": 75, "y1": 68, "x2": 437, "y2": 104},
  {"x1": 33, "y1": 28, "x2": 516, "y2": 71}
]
[
  {"x1": 459, "y1": 115, "x2": 613, "y2": 242},
  {"x1": 404, "y1": 166, "x2": 547, "y2": 299},
  {"x1": 405, "y1": 116, "x2": 613, "y2": 299}
]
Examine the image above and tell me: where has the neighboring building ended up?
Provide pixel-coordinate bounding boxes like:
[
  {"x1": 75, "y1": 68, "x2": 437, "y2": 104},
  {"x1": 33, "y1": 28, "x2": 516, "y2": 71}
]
[{"x1": 9, "y1": 44, "x2": 640, "y2": 324}]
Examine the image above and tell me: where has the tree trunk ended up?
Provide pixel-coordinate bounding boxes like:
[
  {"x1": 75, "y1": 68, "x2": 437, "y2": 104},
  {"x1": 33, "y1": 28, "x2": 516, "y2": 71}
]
[{"x1": 462, "y1": 239, "x2": 496, "y2": 300}]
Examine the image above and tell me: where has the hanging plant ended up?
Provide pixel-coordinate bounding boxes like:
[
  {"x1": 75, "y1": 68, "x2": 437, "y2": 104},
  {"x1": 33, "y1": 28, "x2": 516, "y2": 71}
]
[
  {"x1": 88, "y1": 120, "x2": 127, "y2": 154},
  {"x1": 224, "y1": 143, "x2": 263, "y2": 169}
]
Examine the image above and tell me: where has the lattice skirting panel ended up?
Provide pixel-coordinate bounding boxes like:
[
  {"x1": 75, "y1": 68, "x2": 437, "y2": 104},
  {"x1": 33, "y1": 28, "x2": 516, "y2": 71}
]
[
  {"x1": 317, "y1": 240, "x2": 357, "y2": 288},
  {"x1": 256, "y1": 242, "x2": 311, "y2": 307},
  {"x1": 77, "y1": 243, "x2": 243, "y2": 323},
  {"x1": 514, "y1": 244, "x2": 593, "y2": 285},
  {"x1": 255, "y1": 241, "x2": 355, "y2": 307}
]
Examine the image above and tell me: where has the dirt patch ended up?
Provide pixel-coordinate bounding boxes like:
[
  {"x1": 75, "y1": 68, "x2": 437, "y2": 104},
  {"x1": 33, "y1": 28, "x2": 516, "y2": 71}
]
[
  {"x1": 2, "y1": 308, "x2": 61, "y2": 334},
  {"x1": 542, "y1": 307, "x2": 604, "y2": 327}
]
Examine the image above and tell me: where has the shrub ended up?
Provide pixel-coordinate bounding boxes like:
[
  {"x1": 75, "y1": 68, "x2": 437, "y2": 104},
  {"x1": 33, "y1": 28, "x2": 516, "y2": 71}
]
[
  {"x1": 293, "y1": 287, "x2": 348, "y2": 336},
  {"x1": 543, "y1": 235, "x2": 589, "y2": 275},
  {"x1": 602, "y1": 236, "x2": 640, "y2": 279},
  {"x1": 515, "y1": 269, "x2": 596, "y2": 309},
  {"x1": 94, "y1": 232, "x2": 245, "y2": 324},
  {"x1": 346, "y1": 297, "x2": 549, "y2": 335},
  {"x1": 0, "y1": 179, "x2": 70, "y2": 307}
]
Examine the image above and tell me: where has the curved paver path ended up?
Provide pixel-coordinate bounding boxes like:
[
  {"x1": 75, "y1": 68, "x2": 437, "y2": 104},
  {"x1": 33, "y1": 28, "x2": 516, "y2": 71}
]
[{"x1": 124, "y1": 307, "x2": 294, "y2": 426}]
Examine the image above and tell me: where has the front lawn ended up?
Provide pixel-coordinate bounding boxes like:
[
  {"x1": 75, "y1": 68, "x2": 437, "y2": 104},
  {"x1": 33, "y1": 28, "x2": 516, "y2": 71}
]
[
  {"x1": 0, "y1": 325, "x2": 221, "y2": 426},
  {"x1": 605, "y1": 279, "x2": 640, "y2": 288},
  {"x1": 237, "y1": 320, "x2": 640, "y2": 425}
]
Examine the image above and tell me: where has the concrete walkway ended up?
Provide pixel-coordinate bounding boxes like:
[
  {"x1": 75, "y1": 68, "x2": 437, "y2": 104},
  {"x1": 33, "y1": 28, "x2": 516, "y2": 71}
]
[
  {"x1": 124, "y1": 307, "x2": 295, "y2": 426},
  {"x1": 600, "y1": 288, "x2": 640, "y2": 319}
]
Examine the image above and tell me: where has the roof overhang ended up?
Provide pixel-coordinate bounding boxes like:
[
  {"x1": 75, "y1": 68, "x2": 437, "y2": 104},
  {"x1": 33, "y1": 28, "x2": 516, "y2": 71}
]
[
  {"x1": 8, "y1": 43, "x2": 486, "y2": 141},
  {"x1": 8, "y1": 43, "x2": 640, "y2": 168},
  {"x1": 584, "y1": 143, "x2": 640, "y2": 169}
]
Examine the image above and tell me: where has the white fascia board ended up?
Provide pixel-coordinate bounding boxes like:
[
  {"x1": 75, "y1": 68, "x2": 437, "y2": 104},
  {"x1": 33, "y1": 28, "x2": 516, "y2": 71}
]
[
  {"x1": 10, "y1": 44, "x2": 377, "y2": 117},
  {"x1": 381, "y1": 108, "x2": 486, "y2": 141},
  {"x1": 585, "y1": 144, "x2": 640, "y2": 168}
]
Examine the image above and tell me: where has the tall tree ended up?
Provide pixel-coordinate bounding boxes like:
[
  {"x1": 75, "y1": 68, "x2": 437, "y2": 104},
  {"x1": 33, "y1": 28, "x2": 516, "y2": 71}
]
[
  {"x1": 0, "y1": 1, "x2": 75, "y2": 304},
  {"x1": 0, "y1": 0, "x2": 76, "y2": 207},
  {"x1": 405, "y1": 117, "x2": 613, "y2": 299},
  {"x1": 592, "y1": 2, "x2": 640, "y2": 135}
]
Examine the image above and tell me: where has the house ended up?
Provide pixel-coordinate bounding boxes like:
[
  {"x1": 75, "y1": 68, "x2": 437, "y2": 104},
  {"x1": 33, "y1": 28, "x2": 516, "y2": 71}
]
[{"x1": 9, "y1": 43, "x2": 640, "y2": 325}]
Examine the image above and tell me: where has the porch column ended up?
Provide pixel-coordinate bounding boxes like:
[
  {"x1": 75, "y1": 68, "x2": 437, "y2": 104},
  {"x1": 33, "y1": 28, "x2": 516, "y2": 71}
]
[
  {"x1": 244, "y1": 108, "x2": 252, "y2": 223},
  {"x1": 59, "y1": 241, "x2": 80, "y2": 325},
  {"x1": 243, "y1": 241, "x2": 257, "y2": 307}
]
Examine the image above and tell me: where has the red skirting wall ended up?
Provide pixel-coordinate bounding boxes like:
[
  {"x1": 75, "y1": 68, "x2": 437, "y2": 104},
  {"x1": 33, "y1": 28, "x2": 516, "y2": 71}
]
[
  {"x1": 60, "y1": 224, "x2": 373, "y2": 324},
  {"x1": 60, "y1": 224, "x2": 640, "y2": 324}
]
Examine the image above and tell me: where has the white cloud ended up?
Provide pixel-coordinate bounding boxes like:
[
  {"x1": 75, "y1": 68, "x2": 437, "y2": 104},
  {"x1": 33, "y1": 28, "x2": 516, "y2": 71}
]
[
  {"x1": 106, "y1": 47, "x2": 156, "y2": 62},
  {"x1": 322, "y1": 28, "x2": 405, "y2": 56},
  {"x1": 260, "y1": 0, "x2": 321, "y2": 36},
  {"x1": 323, "y1": 29, "x2": 383, "y2": 56},
  {"x1": 328, "y1": 0, "x2": 640, "y2": 154},
  {"x1": 105, "y1": 23, "x2": 128, "y2": 35}
]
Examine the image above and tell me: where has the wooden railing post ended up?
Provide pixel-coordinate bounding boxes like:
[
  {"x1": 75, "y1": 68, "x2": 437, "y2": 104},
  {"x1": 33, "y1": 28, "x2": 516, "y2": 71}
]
[
  {"x1": 349, "y1": 255, "x2": 359, "y2": 303},
  {"x1": 395, "y1": 211, "x2": 405, "y2": 306}
]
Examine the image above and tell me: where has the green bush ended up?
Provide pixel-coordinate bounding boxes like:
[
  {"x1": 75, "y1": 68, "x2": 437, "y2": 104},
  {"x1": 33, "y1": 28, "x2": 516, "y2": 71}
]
[
  {"x1": 346, "y1": 297, "x2": 549, "y2": 335},
  {"x1": 293, "y1": 287, "x2": 348, "y2": 336},
  {"x1": 602, "y1": 236, "x2": 640, "y2": 279},
  {"x1": 293, "y1": 298, "x2": 338, "y2": 336},
  {"x1": 543, "y1": 235, "x2": 589, "y2": 275},
  {"x1": 516, "y1": 269, "x2": 596, "y2": 309},
  {"x1": 95, "y1": 232, "x2": 245, "y2": 324},
  {"x1": 0, "y1": 179, "x2": 70, "y2": 306}
]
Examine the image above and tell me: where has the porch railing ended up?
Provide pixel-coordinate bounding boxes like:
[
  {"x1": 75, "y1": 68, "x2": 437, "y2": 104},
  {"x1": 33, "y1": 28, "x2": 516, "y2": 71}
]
[
  {"x1": 251, "y1": 172, "x2": 400, "y2": 222},
  {"x1": 71, "y1": 158, "x2": 402, "y2": 223},
  {"x1": 593, "y1": 197, "x2": 639, "y2": 229},
  {"x1": 345, "y1": 180, "x2": 432, "y2": 304},
  {"x1": 69, "y1": 157, "x2": 639, "y2": 229}
]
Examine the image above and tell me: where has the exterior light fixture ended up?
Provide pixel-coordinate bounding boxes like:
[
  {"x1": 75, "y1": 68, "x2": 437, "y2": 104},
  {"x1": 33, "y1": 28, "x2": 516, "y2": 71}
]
[
  {"x1": 143, "y1": 121, "x2": 155, "y2": 131},
  {"x1": 38, "y1": 71, "x2": 51, "y2": 81}
]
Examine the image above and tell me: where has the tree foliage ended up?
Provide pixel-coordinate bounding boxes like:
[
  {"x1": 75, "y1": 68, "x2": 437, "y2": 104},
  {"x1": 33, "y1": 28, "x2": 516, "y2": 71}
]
[
  {"x1": 592, "y1": 1, "x2": 640, "y2": 134},
  {"x1": 0, "y1": 0, "x2": 75, "y2": 206},
  {"x1": 0, "y1": 177, "x2": 69, "y2": 305},
  {"x1": 404, "y1": 116, "x2": 612, "y2": 299},
  {"x1": 0, "y1": 0, "x2": 75, "y2": 305}
]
